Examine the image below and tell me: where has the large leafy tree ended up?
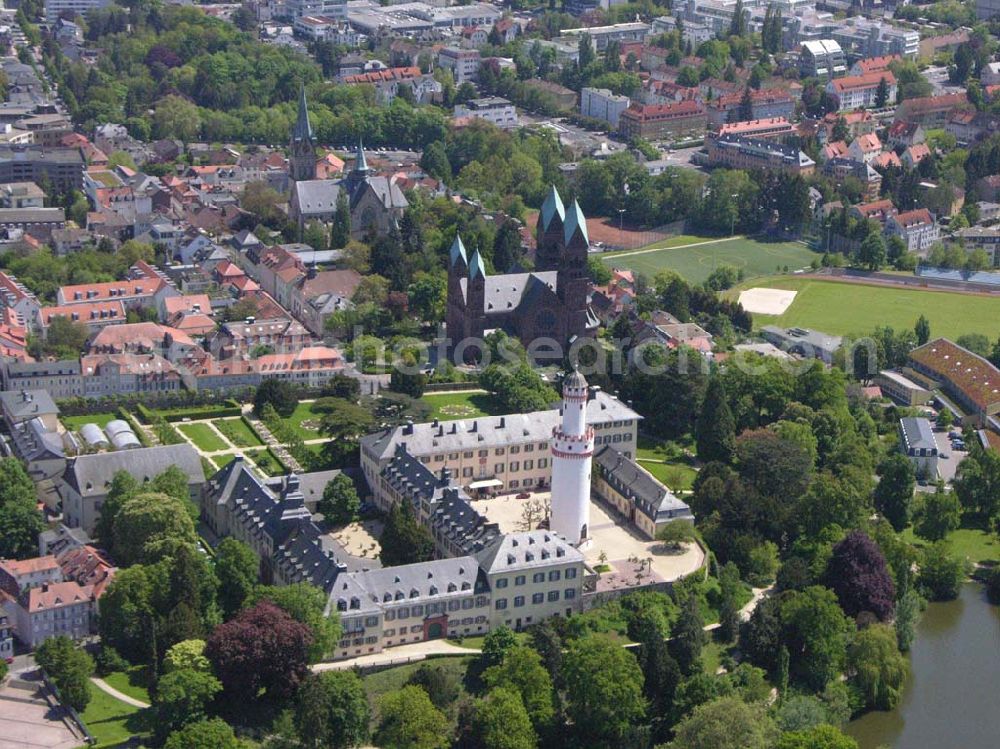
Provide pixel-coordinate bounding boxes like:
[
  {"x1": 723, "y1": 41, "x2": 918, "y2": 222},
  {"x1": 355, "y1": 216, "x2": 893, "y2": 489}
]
[
  {"x1": 846, "y1": 624, "x2": 908, "y2": 711},
  {"x1": 953, "y1": 447, "x2": 1000, "y2": 518},
  {"x1": 914, "y1": 485, "x2": 962, "y2": 542},
  {"x1": 670, "y1": 594, "x2": 707, "y2": 675},
  {"x1": 670, "y1": 695, "x2": 778, "y2": 749},
  {"x1": 562, "y1": 635, "x2": 645, "y2": 748},
  {"x1": 917, "y1": 541, "x2": 967, "y2": 601},
  {"x1": 780, "y1": 586, "x2": 852, "y2": 691},
  {"x1": 35, "y1": 636, "x2": 94, "y2": 712},
  {"x1": 94, "y1": 470, "x2": 139, "y2": 550},
  {"x1": 214, "y1": 538, "x2": 259, "y2": 620},
  {"x1": 111, "y1": 492, "x2": 198, "y2": 566},
  {"x1": 375, "y1": 686, "x2": 450, "y2": 749},
  {"x1": 873, "y1": 454, "x2": 915, "y2": 532},
  {"x1": 318, "y1": 474, "x2": 361, "y2": 526},
  {"x1": 379, "y1": 500, "x2": 434, "y2": 567},
  {"x1": 154, "y1": 667, "x2": 222, "y2": 740},
  {"x1": 696, "y1": 376, "x2": 736, "y2": 464},
  {"x1": 247, "y1": 583, "x2": 341, "y2": 663},
  {"x1": 776, "y1": 725, "x2": 859, "y2": 749},
  {"x1": 0, "y1": 457, "x2": 44, "y2": 559},
  {"x1": 163, "y1": 718, "x2": 247, "y2": 749},
  {"x1": 483, "y1": 646, "x2": 555, "y2": 733},
  {"x1": 822, "y1": 530, "x2": 896, "y2": 622},
  {"x1": 470, "y1": 687, "x2": 538, "y2": 749},
  {"x1": 294, "y1": 671, "x2": 370, "y2": 749},
  {"x1": 253, "y1": 378, "x2": 298, "y2": 418},
  {"x1": 205, "y1": 601, "x2": 314, "y2": 705}
]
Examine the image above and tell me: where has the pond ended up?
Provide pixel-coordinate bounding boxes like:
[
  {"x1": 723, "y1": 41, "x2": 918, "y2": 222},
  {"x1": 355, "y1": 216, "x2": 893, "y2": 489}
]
[{"x1": 846, "y1": 584, "x2": 1000, "y2": 749}]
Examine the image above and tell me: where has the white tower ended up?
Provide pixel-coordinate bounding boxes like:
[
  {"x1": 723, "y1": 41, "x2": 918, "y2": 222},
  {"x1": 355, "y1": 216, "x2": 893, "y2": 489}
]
[{"x1": 549, "y1": 369, "x2": 594, "y2": 545}]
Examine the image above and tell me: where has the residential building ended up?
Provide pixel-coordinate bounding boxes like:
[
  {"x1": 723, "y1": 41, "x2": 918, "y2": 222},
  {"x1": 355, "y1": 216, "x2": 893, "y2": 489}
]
[
  {"x1": 908, "y1": 337, "x2": 1000, "y2": 424},
  {"x1": 580, "y1": 87, "x2": 631, "y2": 127},
  {"x1": 0, "y1": 182, "x2": 45, "y2": 209},
  {"x1": 289, "y1": 268, "x2": 362, "y2": 336},
  {"x1": 875, "y1": 369, "x2": 932, "y2": 406},
  {"x1": 55, "y1": 274, "x2": 176, "y2": 311},
  {"x1": 884, "y1": 208, "x2": 938, "y2": 253},
  {"x1": 850, "y1": 198, "x2": 897, "y2": 224},
  {"x1": 438, "y1": 47, "x2": 481, "y2": 84},
  {"x1": 895, "y1": 93, "x2": 971, "y2": 126},
  {"x1": 38, "y1": 301, "x2": 127, "y2": 337},
  {"x1": 827, "y1": 72, "x2": 897, "y2": 110},
  {"x1": 0, "y1": 146, "x2": 85, "y2": 193},
  {"x1": 800, "y1": 39, "x2": 847, "y2": 79},
  {"x1": 955, "y1": 226, "x2": 1000, "y2": 267},
  {"x1": 618, "y1": 101, "x2": 707, "y2": 140},
  {"x1": 44, "y1": 0, "x2": 111, "y2": 22},
  {"x1": 453, "y1": 97, "x2": 518, "y2": 130},
  {"x1": 285, "y1": 0, "x2": 346, "y2": 20},
  {"x1": 847, "y1": 133, "x2": 881, "y2": 164},
  {"x1": 761, "y1": 325, "x2": 843, "y2": 363},
  {"x1": 850, "y1": 55, "x2": 901, "y2": 77},
  {"x1": 0, "y1": 270, "x2": 41, "y2": 330},
  {"x1": 561, "y1": 22, "x2": 650, "y2": 51},
  {"x1": 705, "y1": 88, "x2": 795, "y2": 126},
  {"x1": 1, "y1": 360, "x2": 84, "y2": 400},
  {"x1": 708, "y1": 117, "x2": 795, "y2": 142},
  {"x1": 898, "y1": 416, "x2": 939, "y2": 479},
  {"x1": 59, "y1": 444, "x2": 204, "y2": 534},
  {"x1": 5, "y1": 581, "x2": 96, "y2": 647},
  {"x1": 705, "y1": 134, "x2": 815, "y2": 175},
  {"x1": 977, "y1": 0, "x2": 1000, "y2": 20},
  {"x1": 592, "y1": 446, "x2": 693, "y2": 539}
]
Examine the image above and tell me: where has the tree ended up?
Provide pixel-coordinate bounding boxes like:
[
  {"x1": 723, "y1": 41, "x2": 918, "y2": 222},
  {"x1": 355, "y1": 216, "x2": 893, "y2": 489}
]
[
  {"x1": 671, "y1": 696, "x2": 778, "y2": 749},
  {"x1": 247, "y1": 583, "x2": 341, "y2": 663},
  {"x1": 406, "y1": 664, "x2": 461, "y2": 710},
  {"x1": 914, "y1": 485, "x2": 962, "y2": 542},
  {"x1": 294, "y1": 671, "x2": 370, "y2": 749},
  {"x1": 0, "y1": 457, "x2": 44, "y2": 559},
  {"x1": 914, "y1": 314, "x2": 930, "y2": 345},
  {"x1": 636, "y1": 622, "x2": 680, "y2": 738},
  {"x1": 94, "y1": 470, "x2": 138, "y2": 548},
  {"x1": 480, "y1": 625, "x2": 518, "y2": 669},
  {"x1": 822, "y1": 530, "x2": 896, "y2": 622},
  {"x1": 471, "y1": 687, "x2": 538, "y2": 749},
  {"x1": 917, "y1": 542, "x2": 967, "y2": 601},
  {"x1": 330, "y1": 190, "x2": 351, "y2": 248},
  {"x1": 379, "y1": 500, "x2": 434, "y2": 567},
  {"x1": 154, "y1": 667, "x2": 223, "y2": 739},
  {"x1": 671, "y1": 592, "x2": 707, "y2": 675},
  {"x1": 875, "y1": 76, "x2": 889, "y2": 107},
  {"x1": 740, "y1": 595, "x2": 782, "y2": 673},
  {"x1": 375, "y1": 686, "x2": 450, "y2": 749},
  {"x1": 164, "y1": 718, "x2": 246, "y2": 749},
  {"x1": 214, "y1": 538, "x2": 259, "y2": 620},
  {"x1": 44, "y1": 315, "x2": 90, "y2": 356},
  {"x1": 696, "y1": 377, "x2": 736, "y2": 464},
  {"x1": 35, "y1": 636, "x2": 94, "y2": 712},
  {"x1": 98, "y1": 563, "x2": 159, "y2": 664},
  {"x1": 318, "y1": 474, "x2": 361, "y2": 526},
  {"x1": 858, "y1": 231, "x2": 887, "y2": 270},
  {"x1": 738, "y1": 85, "x2": 754, "y2": 121},
  {"x1": 894, "y1": 585, "x2": 921, "y2": 652},
  {"x1": 873, "y1": 454, "x2": 915, "y2": 532},
  {"x1": 493, "y1": 220, "x2": 523, "y2": 273},
  {"x1": 563, "y1": 635, "x2": 645, "y2": 747},
  {"x1": 153, "y1": 95, "x2": 202, "y2": 142},
  {"x1": 163, "y1": 639, "x2": 210, "y2": 674},
  {"x1": 780, "y1": 586, "x2": 852, "y2": 691},
  {"x1": 729, "y1": 0, "x2": 747, "y2": 36},
  {"x1": 112, "y1": 493, "x2": 198, "y2": 566},
  {"x1": 205, "y1": 601, "x2": 314, "y2": 705},
  {"x1": 254, "y1": 379, "x2": 298, "y2": 418},
  {"x1": 953, "y1": 448, "x2": 1000, "y2": 517},
  {"x1": 847, "y1": 624, "x2": 908, "y2": 710},
  {"x1": 483, "y1": 646, "x2": 555, "y2": 732},
  {"x1": 657, "y1": 519, "x2": 697, "y2": 551},
  {"x1": 776, "y1": 725, "x2": 858, "y2": 749}
]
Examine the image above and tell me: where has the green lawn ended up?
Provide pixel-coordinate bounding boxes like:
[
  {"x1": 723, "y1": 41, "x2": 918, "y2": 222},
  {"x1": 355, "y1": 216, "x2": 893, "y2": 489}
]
[
  {"x1": 421, "y1": 390, "x2": 504, "y2": 421},
  {"x1": 61, "y1": 412, "x2": 118, "y2": 430},
  {"x1": 602, "y1": 236, "x2": 818, "y2": 285},
  {"x1": 215, "y1": 453, "x2": 239, "y2": 471},
  {"x1": 285, "y1": 401, "x2": 325, "y2": 440},
  {"x1": 638, "y1": 459, "x2": 698, "y2": 493},
  {"x1": 903, "y1": 520, "x2": 1000, "y2": 565},
  {"x1": 735, "y1": 277, "x2": 1000, "y2": 340},
  {"x1": 213, "y1": 417, "x2": 263, "y2": 447},
  {"x1": 363, "y1": 656, "x2": 474, "y2": 726},
  {"x1": 177, "y1": 422, "x2": 229, "y2": 452},
  {"x1": 79, "y1": 682, "x2": 149, "y2": 748},
  {"x1": 247, "y1": 448, "x2": 286, "y2": 476},
  {"x1": 101, "y1": 667, "x2": 151, "y2": 704}
]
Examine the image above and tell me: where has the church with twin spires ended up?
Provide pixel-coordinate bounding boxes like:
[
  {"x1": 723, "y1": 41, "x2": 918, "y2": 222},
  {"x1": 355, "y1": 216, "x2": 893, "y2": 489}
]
[{"x1": 446, "y1": 186, "x2": 599, "y2": 359}]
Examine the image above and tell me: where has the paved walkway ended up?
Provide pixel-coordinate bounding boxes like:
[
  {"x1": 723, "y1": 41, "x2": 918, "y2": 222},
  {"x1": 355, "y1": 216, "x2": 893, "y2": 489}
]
[
  {"x1": 604, "y1": 235, "x2": 747, "y2": 259},
  {"x1": 313, "y1": 639, "x2": 479, "y2": 672},
  {"x1": 89, "y1": 678, "x2": 150, "y2": 709}
]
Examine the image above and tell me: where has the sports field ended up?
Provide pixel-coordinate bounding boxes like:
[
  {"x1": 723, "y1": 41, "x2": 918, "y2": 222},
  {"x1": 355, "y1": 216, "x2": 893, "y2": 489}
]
[
  {"x1": 600, "y1": 235, "x2": 818, "y2": 285},
  {"x1": 737, "y1": 277, "x2": 1000, "y2": 339}
]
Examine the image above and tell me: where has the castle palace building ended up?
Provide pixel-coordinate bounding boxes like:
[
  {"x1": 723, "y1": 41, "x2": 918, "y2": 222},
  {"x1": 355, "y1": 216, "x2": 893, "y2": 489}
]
[{"x1": 446, "y1": 186, "x2": 598, "y2": 359}]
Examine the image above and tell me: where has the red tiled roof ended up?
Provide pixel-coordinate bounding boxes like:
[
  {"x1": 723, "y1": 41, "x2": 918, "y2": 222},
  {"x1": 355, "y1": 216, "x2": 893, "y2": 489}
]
[
  {"x1": 910, "y1": 338, "x2": 1000, "y2": 411},
  {"x1": 893, "y1": 208, "x2": 934, "y2": 227},
  {"x1": 25, "y1": 581, "x2": 94, "y2": 611},
  {"x1": 829, "y1": 71, "x2": 897, "y2": 93},
  {"x1": 621, "y1": 100, "x2": 705, "y2": 121},
  {"x1": 39, "y1": 301, "x2": 126, "y2": 326}
]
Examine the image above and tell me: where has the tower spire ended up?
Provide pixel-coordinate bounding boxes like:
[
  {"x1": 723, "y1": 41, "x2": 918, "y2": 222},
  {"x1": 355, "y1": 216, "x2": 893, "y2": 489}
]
[
  {"x1": 293, "y1": 85, "x2": 312, "y2": 143},
  {"x1": 353, "y1": 138, "x2": 370, "y2": 176}
]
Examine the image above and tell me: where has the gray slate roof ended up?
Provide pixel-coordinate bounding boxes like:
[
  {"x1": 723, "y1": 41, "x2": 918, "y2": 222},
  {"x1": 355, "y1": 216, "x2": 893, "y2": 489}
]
[
  {"x1": 899, "y1": 417, "x2": 938, "y2": 453},
  {"x1": 0, "y1": 389, "x2": 59, "y2": 423},
  {"x1": 360, "y1": 391, "x2": 640, "y2": 462},
  {"x1": 594, "y1": 446, "x2": 692, "y2": 524},
  {"x1": 475, "y1": 530, "x2": 584, "y2": 574},
  {"x1": 63, "y1": 444, "x2": 204, "y2": 498}
]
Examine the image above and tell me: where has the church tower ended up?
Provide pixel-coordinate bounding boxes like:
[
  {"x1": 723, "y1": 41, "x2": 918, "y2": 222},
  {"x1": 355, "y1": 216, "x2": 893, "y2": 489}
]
[
  {"x1": 289, "y1": 85, "x2": 316, "y2": 182},
  {"x1": 549, "y1": 369, "x2": 593, "y2": 545},
  {"x1": 535, "y1": 185, "x2": 565, "y2": 272},
  {"x1": 446, "y1": 234, "x2": 469, "y2": 340},
  {"x1": 559, "y1": 199, "x2": 592, "y2": 338},
  {"x1": 345, "y1": 138, "x2": 372, "y2": 194}
]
